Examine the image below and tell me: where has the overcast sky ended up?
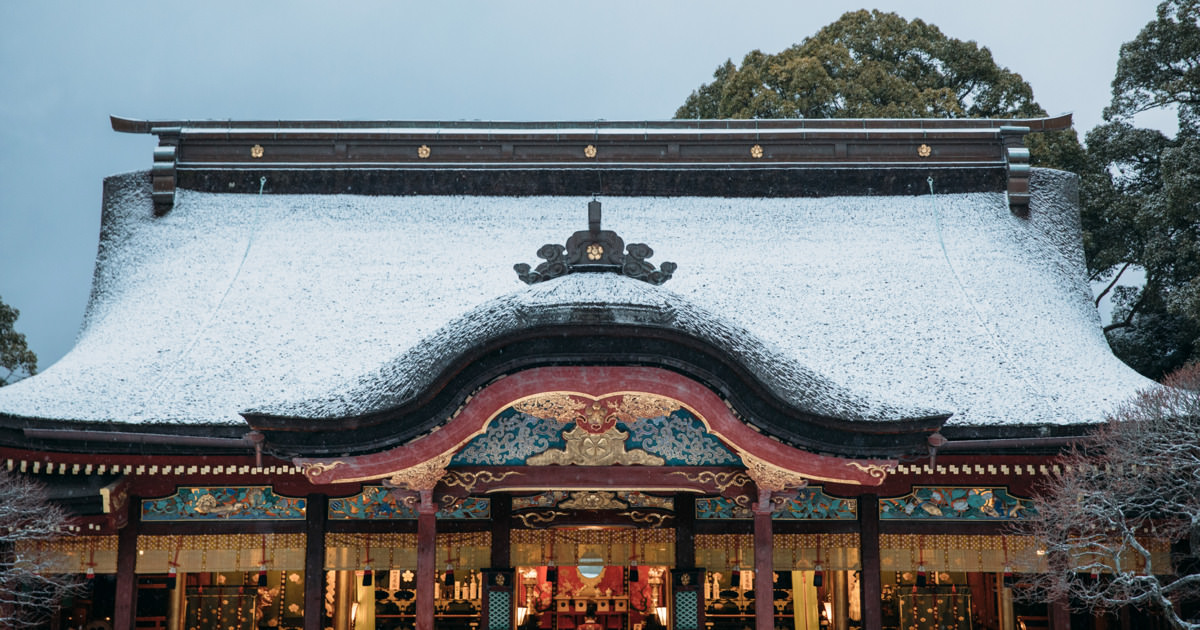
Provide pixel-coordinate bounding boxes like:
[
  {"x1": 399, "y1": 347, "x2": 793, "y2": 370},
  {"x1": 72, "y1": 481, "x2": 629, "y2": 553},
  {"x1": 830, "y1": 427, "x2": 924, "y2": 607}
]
[{"x1": 0, "y1": 0, "x2": 1171, "y2": 370}]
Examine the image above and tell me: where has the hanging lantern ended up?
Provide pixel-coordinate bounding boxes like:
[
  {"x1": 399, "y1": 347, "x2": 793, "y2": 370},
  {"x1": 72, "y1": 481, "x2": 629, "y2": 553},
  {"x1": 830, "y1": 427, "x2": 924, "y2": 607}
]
[
  {"x1": 363, "y1": 566, "x2": 373, "y2": 587},
  {"x1": 916, "y1": 564, "x2": 927, "y2": 588},
  {"x1": 85, "y1": 566, "x2": 95, "y2": 580},
  {"x1": 629, "y1": 566, "x2": 639, "y2": 582},
  {"x1": 1089, "y1": 568, "x2": 1100, "y2": 581},
  {"x1": 444, "y1": 565, "x2": 455, "y2": 587},
  {"x1": 731, "y1": 564, "x2": 741, "y2": 588},
  {"x1": 546, "y1": 565, "x2": 557, "y2": 583}
]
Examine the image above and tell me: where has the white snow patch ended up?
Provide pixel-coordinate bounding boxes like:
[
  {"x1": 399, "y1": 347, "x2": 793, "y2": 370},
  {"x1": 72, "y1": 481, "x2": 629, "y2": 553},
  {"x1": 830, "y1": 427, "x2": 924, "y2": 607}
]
[{"x1": 0, "y1": 169, "x2": 1152, "y2": 428}]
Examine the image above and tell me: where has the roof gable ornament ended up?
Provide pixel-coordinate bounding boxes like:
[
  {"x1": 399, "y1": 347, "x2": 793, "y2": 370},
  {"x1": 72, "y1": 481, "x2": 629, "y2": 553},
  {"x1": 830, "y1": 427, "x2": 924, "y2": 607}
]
[{"x1": 515, "y1": 200, "x2": 676, "y2": 286}]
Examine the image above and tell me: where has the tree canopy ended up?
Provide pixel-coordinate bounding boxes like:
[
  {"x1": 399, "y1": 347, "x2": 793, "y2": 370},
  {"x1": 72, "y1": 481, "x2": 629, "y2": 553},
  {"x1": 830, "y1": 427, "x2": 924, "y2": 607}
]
[
  {"x1": 674, "y1": 9, "x2": 1086, "y2": 171},
  {"x1": 1083, "y1": 0, "x2": 1200, "y2": 379},
  {"x1": 0, "y1": 297, "x2": 37, "y2": 387}
]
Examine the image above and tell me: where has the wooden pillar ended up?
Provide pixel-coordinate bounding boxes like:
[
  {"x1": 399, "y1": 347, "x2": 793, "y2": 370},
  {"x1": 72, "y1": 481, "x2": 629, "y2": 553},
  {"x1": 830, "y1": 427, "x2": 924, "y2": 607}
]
[
  {"x1": 417, "y1": 490, "x2": 437, "y2": 630},
  {"x1": 304, "y1": 494, "x2": 328, "y2": 630},
  {"x1": 167, "y1": 570, "x2": 185, "y2": 630},
  {"x1": 491, "y1": 494, "x2": 512, "y2": 569},
  {"x1": 1050, "y1": 599, "x2": 1071, "y2": 630},
  {"x1": 752, "y1": 490, "x2": 774, "y2": 630},
  {"x1": 114, "y1": 497, "x2": 139, "y2": 630},
  {"x1": 1048, "y1": 551, "x2": 1071, "y2": 630},
  {"x1": 858, "y1": 494, "x2": 882, "y2": 630},
  {"x1": 675, "y1": 494, "x2": 696, "y2": 569},
  {"x1": 334, "y1": 570, "x2": 355, "y2": 630}
]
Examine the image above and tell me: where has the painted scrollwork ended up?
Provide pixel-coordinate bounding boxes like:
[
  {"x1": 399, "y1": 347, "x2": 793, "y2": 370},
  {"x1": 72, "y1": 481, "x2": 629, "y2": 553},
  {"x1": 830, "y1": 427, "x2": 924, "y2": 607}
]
[
  {"x1": 441, "y1": 470, "x2": 521, "y2": 493},
  {"x1": 845, "y1": 461, "x2": 894, "y2": 481},
  {"x1": 558, "y1": 491, "x2": 627, "y2": 510},
  {"x1": 302, "y1": 460, "x2": 346, "y2": 481},
  {"x1": 619, "y1": 511, "x2": 674, "y2": 527},
  {"x1": 668, "y1": 470, "x2": 753, "y2": 494},
  {"x1": 514, "y1": 511, "x2": 569, "y2": 528}
]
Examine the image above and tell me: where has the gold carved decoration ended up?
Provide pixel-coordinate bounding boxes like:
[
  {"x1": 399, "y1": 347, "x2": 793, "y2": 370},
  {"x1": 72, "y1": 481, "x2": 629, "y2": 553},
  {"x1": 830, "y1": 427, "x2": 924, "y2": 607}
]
[
  {"x1": 750, "y1": 144, "x2": 764, "y2": 158},
  {"x1": 513, "y1": 394, "x2": 587, "y2": 424},
  {"x1": 417, "y1": 145, "x2": 431, "y2": 158},
  {"x1": 193, "y1": 489, "x2": 262, "y2": 516},
  {"x1": 586, "y1": 243, "x2": 604, "y2": 260},
  {"x1": 515, "y1": 511, "x2": 569, "y2": 528},
  {"x1": 526, "y1": 424, "x2": 665, "y2": 466},
  {"x1": 516, "y1": 392, "x2": 682, "y2": 466},
  {"x1": 516, "y1": 393, "x2": 682, "y2": 426},
  {"x1": 384, "y1": 453, "x2": 452, "y2": 491},
  {"x1": 846, "y1": 461, "x2": 894, "y2": 481},
  {"x1": 559, "y1": 491, "x2": 627, "y2": 510},
  {"x1": 740, "y1": 452, "x2": 810, "y2": 492},
  {"x1": 442, "y1": 470, "x2": 521, "y2": 493},
  {"x1": 620, "y1": 511, "x2": 673, "y2": 527},
  {"x1": 669, "y1": 470, "x2": 752, "y2": 493},
  {"x1": 302, "y1": 460, "x2": 346, "y2": 481},
  {"x1": 250, "y1": 144, "x2": 264, "y2": 158},
  {"x1": 918, "y1": 144, "x2": 932, "y2": 158},
  {"x1": 617, "y1": 394, "x2": 681, "y2": 420},
  {"x1": 584, "y1": 144, "x2": 597, "y2": 158}
]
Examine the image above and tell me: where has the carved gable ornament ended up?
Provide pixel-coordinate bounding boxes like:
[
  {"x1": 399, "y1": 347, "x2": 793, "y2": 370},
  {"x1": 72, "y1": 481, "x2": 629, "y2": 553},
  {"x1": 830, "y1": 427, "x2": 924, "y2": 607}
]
[{"x1": 514, "y1": 200, "x2": 676, "y2": 285}]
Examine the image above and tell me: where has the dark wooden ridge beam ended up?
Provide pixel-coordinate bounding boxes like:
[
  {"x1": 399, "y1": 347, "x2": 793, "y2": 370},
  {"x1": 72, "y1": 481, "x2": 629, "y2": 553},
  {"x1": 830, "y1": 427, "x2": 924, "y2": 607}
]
[{"x1": 111, "y1": 114, "x2": 1071, "y2": 215}]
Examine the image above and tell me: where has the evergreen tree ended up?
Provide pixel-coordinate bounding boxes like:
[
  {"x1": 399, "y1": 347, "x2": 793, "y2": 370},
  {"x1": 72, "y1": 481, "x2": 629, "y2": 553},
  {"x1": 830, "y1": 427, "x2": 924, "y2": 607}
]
[
  {"x1": 1083, "y1": 0, "x2": 1200, "y2": 379},
  {"x1": 0, "y1": 297, "x2": 38, "y2": 386},
  {"x1": 674, "y1": 9, "x2": 1086, "y2": 171}
]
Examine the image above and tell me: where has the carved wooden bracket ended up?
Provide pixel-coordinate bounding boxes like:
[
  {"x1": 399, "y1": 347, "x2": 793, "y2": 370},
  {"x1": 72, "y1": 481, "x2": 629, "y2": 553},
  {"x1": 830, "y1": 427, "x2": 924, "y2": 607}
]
[
  {"x1": 1001, "y1": 125, "x2": 1032, "y2": 216},
  {"x1": 741, "y1": 451, "x2": 813, "y2": 493},
  {"x1": 514, "y1": 200, "x2": 676, "y2": 285},
  {"x1": 382, "y1": 453, "x2": 453, "y2": 492}
]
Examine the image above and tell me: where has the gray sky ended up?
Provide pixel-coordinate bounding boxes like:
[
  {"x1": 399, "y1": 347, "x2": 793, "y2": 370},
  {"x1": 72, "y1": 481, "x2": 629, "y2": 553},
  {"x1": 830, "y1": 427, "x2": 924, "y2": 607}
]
[{"x1": 0, "y1": 0, "x2": 1170, "y2": 370}]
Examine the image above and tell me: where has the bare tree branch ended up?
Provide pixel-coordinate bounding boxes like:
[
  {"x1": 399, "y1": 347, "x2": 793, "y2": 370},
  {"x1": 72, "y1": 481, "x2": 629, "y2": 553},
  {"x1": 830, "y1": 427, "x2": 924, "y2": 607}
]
[
  {"x1": 1095, "y1": 262, "x2": 1133, "y2": 308},
  {"x1": 1017, "y1": 363, "x2": 1200, "y2": 630},
  {"x1": 0, "y1": 470, "x2": 84, "y2": 628}
]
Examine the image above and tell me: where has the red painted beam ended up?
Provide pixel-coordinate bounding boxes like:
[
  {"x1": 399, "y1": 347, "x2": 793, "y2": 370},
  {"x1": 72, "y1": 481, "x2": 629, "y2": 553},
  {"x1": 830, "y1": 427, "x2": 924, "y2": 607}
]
[{"x1": 296, "y1": 366, "x2": 896, "y2": 487}]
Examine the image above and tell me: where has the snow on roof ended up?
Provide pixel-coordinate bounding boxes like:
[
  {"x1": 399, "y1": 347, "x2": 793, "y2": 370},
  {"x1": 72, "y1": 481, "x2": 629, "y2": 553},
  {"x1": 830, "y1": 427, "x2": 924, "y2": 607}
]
[{"x1": 0, "y1": 169, "x2": 1151, "y2": 427}]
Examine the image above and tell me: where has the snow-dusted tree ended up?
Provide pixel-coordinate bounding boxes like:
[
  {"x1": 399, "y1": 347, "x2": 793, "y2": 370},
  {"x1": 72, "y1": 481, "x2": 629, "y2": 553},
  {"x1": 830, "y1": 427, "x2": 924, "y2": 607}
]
[
  {"x1": 0, "y1": 469, "x2": 83, "y2": 628},
  {"x1": 1021, "y1": 363, "x2": 1200, "y2": 629}
]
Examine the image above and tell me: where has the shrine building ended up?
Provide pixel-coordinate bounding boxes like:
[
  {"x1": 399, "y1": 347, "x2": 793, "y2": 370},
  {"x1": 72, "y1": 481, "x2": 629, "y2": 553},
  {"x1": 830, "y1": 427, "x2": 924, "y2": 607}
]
[{"x1": 0, "y1": 115, "x2": 1160, "y2": 630}]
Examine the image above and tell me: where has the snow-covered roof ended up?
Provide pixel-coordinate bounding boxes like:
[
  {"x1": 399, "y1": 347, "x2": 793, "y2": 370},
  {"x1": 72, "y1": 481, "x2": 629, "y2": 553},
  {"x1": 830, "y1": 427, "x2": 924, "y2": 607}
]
[{"x1": 0, "y1": 168, "x2": 1151, "y2": 428}]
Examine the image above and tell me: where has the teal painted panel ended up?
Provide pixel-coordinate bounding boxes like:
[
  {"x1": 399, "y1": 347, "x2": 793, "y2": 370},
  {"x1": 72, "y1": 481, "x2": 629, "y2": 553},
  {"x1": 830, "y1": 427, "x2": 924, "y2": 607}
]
[
  {"x1": 880, "y1": 487, "x2": 1036, "y2": 520},
  {"x1": 142, "y1": 486, "x2": 305, "y2": 521}
]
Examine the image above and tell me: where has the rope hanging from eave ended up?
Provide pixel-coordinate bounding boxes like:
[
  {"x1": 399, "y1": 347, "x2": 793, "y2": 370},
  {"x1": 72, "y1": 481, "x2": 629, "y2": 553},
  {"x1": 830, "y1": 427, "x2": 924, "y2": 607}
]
[
  {"x1": 147, "y1": 176, "x2": 269, "y2": 403},
  {"x1": 926, "y1": 176, "x2": 1051, "y2": 412}
]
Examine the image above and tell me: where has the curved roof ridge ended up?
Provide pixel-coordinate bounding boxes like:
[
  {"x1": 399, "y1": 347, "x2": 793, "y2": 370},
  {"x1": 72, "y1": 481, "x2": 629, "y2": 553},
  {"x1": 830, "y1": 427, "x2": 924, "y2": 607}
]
[{"x1": 246, "y1": 273, "x2": 947, "y2": 424}]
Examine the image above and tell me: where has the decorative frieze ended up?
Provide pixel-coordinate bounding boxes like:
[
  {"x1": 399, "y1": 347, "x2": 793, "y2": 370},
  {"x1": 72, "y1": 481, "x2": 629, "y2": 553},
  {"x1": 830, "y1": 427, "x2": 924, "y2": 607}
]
[
  {"x1": 879, "y1": 487, "x2": 1036, "y2": 520},
  {"x1": 695, "y1": 487, "x2": 856, "y2": 520},
  {"x1": 327, "y1": 486, "x2": 490, "y2": 520},
  {"x1": 141, "y1": 486, "x2": 306, "y2": 521}
]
